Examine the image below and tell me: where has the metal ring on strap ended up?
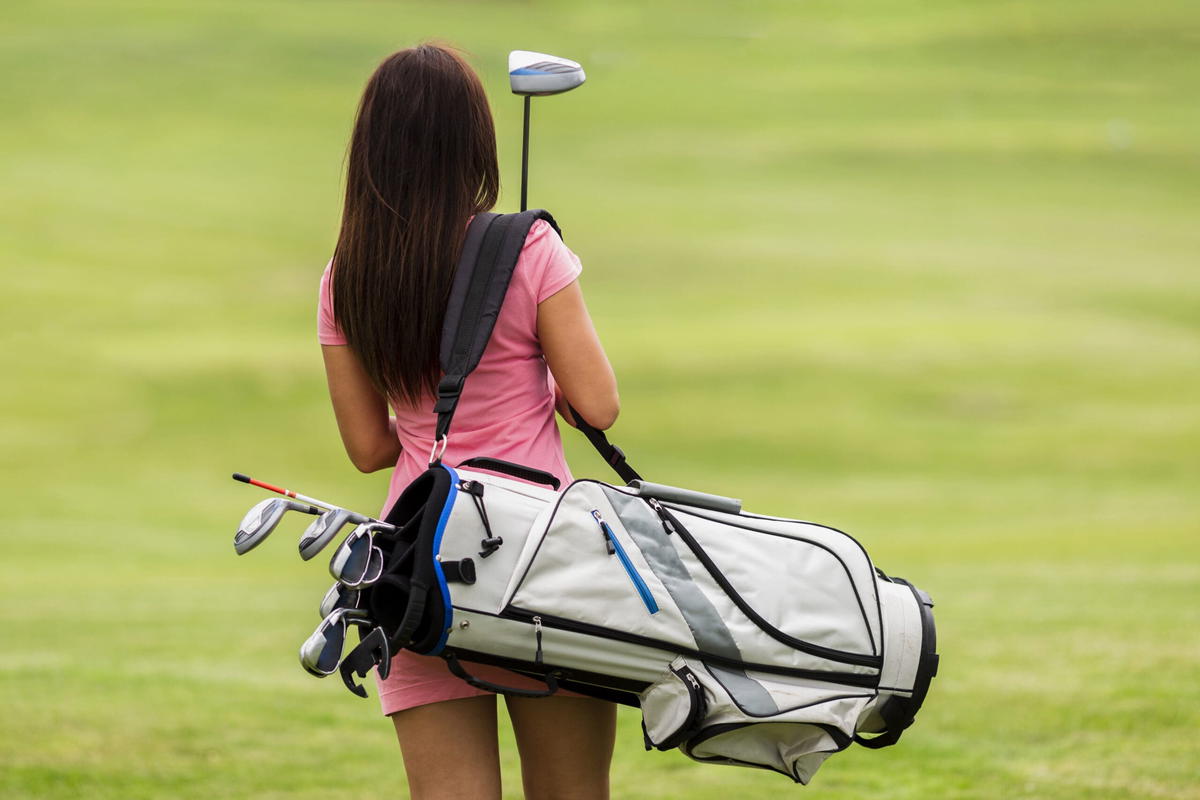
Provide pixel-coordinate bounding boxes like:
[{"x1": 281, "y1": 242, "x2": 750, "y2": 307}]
[{"x1": 428, "y1": 435, "x2": 449, "y2": 466}]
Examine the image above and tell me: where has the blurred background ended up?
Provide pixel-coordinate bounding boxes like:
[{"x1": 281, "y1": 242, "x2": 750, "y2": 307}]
[{"x1": 2, "y1": 1, "x2": 1197, "y2": 798}]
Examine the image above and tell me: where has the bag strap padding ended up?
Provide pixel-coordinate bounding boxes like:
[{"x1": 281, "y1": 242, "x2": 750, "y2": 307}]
[
  {"x1": 434, "y1": 209, "x2": 643, "y2": 484},
  {"x1": 433, "y1": 210, "x2": 560, "y2": 445}
]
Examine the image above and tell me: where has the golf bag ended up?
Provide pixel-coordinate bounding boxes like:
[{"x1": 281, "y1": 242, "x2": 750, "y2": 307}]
[{"x1": 338, "y1": 210, "x2": 939, "y2": 783}]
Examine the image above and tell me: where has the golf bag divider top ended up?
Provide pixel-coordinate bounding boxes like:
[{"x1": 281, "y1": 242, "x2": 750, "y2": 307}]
[{"x1": 340, "y1": 209, "x2": 939, "y2": 784}]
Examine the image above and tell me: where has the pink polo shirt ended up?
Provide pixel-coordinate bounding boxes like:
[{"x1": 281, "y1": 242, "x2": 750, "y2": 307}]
[{"x1": 317, "y1": 219, "x2": 583, "y2": 713}]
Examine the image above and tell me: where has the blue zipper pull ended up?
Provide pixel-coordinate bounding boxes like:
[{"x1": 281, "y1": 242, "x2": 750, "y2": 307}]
[
  {"x1": 590, "y1": 508, "x2": 660, "y2": 615},
  {"x1": 591, "y1": 509, "x2": 616, "y2": 555}
]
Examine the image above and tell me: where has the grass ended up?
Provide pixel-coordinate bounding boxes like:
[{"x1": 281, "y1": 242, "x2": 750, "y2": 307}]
[{"x1": 1, "y1": 0, "x2": 1198, "y2": 797}]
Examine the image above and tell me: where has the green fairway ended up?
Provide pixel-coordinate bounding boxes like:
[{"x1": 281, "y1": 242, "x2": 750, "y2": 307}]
[{"x1": 2, "y1": 0, "x2": 1197, "y2": 797}]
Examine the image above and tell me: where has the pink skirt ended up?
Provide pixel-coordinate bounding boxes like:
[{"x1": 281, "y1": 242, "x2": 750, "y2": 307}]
[{"x1": 376, "y1": 649, "x2": 582, "y2": 715}]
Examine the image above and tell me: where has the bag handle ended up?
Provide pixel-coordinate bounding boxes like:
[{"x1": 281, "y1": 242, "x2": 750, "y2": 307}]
[
  {"x1": 443, "y1": 652, "x2": 561, "y2": 698},
  {"x1": 630, "y1": 479, "x2": 741, "y2": 515},
  {"x1": 853, "y1": 699, "x2": 910, "y2": 749},
  {"x1": 383, "y1": 576, "x2": 428, "y2": 652},
  {"x1": 456, "y1": 457, "x2": 561, "y2": 490}
]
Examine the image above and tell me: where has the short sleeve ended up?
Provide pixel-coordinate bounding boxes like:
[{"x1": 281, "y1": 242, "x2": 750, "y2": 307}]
[
  {"x1": 524, "y1": 219, "x2": 583, "y2": 304},
  {"x1": 317, "y1": 261, "x2": 347, "y2": 345}
]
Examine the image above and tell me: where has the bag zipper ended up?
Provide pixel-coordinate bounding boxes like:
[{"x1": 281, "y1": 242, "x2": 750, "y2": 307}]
[
  {"x1": 651, "y1": 662, "x2": 707, "y2": 750},
  {"x1": 647, "y1": 498, "x2": 675, "y2": 535},
  {"x1": 590, "y1": 509, "x2": 616, "y2": 555},
  {"x1": 592, "y1": 509, "x2": 659, "y2": 614},
  {"x1": 660, "y1": 504, "x2": 883, "y2": 669}
]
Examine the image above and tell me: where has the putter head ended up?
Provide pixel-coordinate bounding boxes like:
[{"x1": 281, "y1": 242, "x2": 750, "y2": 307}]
[
  {"x1": 509, "y1": 50, "x2": 585, "y2": 96},
  {"x1": 235, "y1": 498, "x2": 316, "y2": 555}
]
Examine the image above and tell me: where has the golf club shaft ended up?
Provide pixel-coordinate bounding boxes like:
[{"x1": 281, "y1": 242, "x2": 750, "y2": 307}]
[
  {"x1": 520, "y1": 95, "x2": 530, "y2": 212},
  {"x1": 233, "y1": 473, "x2": 335, "y2": 511}
]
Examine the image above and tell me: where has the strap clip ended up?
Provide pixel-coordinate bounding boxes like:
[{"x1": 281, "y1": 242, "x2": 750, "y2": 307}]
[
  {"x1": 428, "y1": 436, "x2": 449, "y2": 466},
  {"x1": 607, "y1": 444, "x2": 627, "y2": 467}
]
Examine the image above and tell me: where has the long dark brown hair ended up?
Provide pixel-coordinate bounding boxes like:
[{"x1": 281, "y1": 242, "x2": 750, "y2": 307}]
[{"x1": 331, "y1": 43, "x2": 500, "y2": 406}]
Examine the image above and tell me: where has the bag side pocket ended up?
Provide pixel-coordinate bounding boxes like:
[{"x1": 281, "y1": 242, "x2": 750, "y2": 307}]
[{"x1": 640, "y1": 657, "x2": 708, "y2": 751}]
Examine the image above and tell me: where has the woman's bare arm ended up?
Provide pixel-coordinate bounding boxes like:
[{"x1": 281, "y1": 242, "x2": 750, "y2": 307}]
[
  {"x1": 321, "y1": 344, "x2": 403, "y2": 472},
  {"x1": 537, "y1": 280, "x2": 620, "y2": 430}
]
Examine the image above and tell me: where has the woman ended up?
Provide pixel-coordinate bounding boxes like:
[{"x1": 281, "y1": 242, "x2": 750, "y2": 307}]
[{"x1": 316, "y1": 44, "x2": 620, "y2": 800}]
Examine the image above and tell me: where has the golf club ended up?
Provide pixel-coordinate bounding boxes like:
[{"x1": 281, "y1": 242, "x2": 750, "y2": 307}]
[
  {"x1": 508, "y1": 50, "x2": 585, "y2": 211},
  {"x1": 328, "y1": 523, "x2": 386, "y2": 587},
  {"x1": 299, "y1": 606, "x2": 371, "y2": 678},
  {"x1": 298, "y1": 507, "x2": 385, "y2": 561},
  {"x1": 232, "y1": 472, "x2": 337, "y2": 511},
  {"x1": 319, "y1": 582, "x2": 361, "y2": 619},
  {"x1": 234, "y1": 497, "x2": 320, "y2": 555},
  {"x1": 231, "y1": 473, "x2": 392, "y2": 560}
]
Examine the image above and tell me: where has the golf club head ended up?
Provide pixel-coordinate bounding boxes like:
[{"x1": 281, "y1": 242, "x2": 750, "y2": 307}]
[
  {"x1": 329, "y1": 524, "x2": 371, "y2": 582},
  {"x1": 319, "y1": 582, "x2": 360, "y2": 619},
  {"x1": 328, "y1": 525, "x2": 387, "y2": 587},
  {"x1": 509, "y1": 50, "x2": 585, "y2": 96},
  {"x1": 234, "y1": 498, "x2": 316, "y2": 555},
  {"x1": 299, "y1": 607, "x2": 370, "y2": 677},
  {"x1": 298, "y1": 507, "x2": 363, "y2": 561},
  {"x1": 344, "y1": 545, "x2": 384, "y2": 589}
]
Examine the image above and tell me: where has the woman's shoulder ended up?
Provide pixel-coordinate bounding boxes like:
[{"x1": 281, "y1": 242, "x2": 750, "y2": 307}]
[
  {"x1": 316, "y1": 259, "x2": 346, "y2": 345},
  {"x1": 517, "y1": 218, "x2": 582, "y2": 304}
]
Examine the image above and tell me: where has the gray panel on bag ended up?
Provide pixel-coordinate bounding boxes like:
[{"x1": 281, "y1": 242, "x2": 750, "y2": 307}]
[
  {"x1": 706, "y1": 664, "x2": 784, "y2": 717},
  {"x1": 603, "y1": 488, "x2": 779, "y2": 716}
]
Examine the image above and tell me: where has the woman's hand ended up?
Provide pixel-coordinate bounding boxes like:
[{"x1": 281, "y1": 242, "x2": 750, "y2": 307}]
[{"x1": 321, "y1": 344, "x2": 403, "y2": 472}]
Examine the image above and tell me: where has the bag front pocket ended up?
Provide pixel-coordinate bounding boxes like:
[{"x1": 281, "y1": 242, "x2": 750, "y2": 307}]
[
  {"x1": 592, "y1": 508, "x2": 659, "y2": 614},
  {"x1": 502, "y1": 482, "x2": 694, "y2": 648}
]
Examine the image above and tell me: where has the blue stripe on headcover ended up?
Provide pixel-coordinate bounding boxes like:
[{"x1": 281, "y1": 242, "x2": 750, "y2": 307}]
[
  {"x1": 427, "y1": 464, "x2": 459, "y2": 655},
  {"x1": 510, "y1": 68, "x2": 548, "y2": 75}
]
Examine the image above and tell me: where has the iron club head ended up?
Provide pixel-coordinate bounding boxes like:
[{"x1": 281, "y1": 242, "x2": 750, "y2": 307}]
[{"x1": 299, "y1": 606, "x2": 371, "y2": 678}]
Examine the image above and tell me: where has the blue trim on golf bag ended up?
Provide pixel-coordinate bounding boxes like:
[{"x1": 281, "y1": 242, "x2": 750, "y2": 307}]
[{"x1": 426, "y1": 464, "x2": 460, "y2": 656}]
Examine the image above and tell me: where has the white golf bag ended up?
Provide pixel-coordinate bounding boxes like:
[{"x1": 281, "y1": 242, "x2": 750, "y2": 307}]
[{"x1": 333, "y1": 211, "x2": 939, "y2": 783}]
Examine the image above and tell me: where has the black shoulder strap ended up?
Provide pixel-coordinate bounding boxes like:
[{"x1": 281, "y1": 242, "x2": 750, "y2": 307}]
[
  {"x1": 432, "y1": 209, "x2": 642, "y2": 484},
  {"x1": 433, "y1": 210, "x2": 553, "y2": 444},
  {"x1": 567, "y1": 404, "x2": 641, "y2": 484}
]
